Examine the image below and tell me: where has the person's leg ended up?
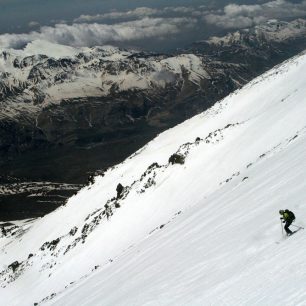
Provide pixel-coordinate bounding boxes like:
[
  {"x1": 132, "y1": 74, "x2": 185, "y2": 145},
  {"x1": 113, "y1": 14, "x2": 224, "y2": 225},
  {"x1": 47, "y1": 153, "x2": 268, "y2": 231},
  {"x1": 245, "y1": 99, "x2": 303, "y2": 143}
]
[{"x1": 284, "y1": 221, "x2": 293, "y2": 235}]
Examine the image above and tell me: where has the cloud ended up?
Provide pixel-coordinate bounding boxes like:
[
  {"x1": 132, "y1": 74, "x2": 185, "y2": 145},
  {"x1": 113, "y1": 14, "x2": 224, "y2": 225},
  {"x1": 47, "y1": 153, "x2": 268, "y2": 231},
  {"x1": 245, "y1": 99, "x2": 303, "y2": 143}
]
[
  {"x1": 74, "y1": 6, "x2": 200, "y2": 23},
  {"x1": 152, "y1": 70, "x2": 176, "y2": 84},
  {"x1": 164, "y1": 7, "x2": 198, "y2": 14},
  {"x1": 0, "y1": 17, "x2": 197, "y2": 49},
  {"x1": 28, "y1": 21, "x2": 40, "y2": 28},
  {"x1": 75, "y1": 7, "x2": 159, "y2": 22},
  {"x1": 203, "y1": 0, "x2": 306, "y2": 29}
]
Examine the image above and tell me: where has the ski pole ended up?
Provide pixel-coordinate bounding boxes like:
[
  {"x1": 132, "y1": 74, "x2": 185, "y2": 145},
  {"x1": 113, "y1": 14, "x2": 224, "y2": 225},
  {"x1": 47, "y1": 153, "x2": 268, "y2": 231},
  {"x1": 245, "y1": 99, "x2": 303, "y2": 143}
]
[
  {"x1": 292, "y1": 224, "x2": 304, "y2": 230},
  {"x1": 281, "y1": 219, "x2": 284, "y2": 236}
]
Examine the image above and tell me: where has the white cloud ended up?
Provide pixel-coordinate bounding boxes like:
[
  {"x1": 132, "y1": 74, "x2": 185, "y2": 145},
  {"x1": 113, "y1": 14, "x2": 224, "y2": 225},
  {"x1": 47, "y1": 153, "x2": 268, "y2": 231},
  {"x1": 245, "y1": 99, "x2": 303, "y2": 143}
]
[
  {"x1": 28, "y1": 21, "x2": 40, "y2": 28},
  {"x1": 205, "y1": 14, "x2": 257, "y2": 29},
  {"x1": 74, "y1": 6, "x2": 200, "y2": 23},
  {"x1": 203, "y1": 0, "x2": 306, "y2": 29},
  {"x1": 164, "y1": 7, "x2": 197, "y2": 14},
  {"x1": 75, "y1": 7, "x2": 159, "y2": 22},
  {"x1": 0, "y1": 17, "x2": 198, "y2": 49}
]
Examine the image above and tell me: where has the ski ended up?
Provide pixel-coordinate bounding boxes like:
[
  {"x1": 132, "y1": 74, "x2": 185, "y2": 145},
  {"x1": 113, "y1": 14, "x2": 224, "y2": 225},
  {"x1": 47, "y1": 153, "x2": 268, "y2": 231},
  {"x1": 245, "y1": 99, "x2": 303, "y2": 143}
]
[
  {"x1": 289, "y1": 227, "x2": 304, "y2": 236},
  {"x1": 276, "y1": 227, "x2": 303, "y2": 244}
]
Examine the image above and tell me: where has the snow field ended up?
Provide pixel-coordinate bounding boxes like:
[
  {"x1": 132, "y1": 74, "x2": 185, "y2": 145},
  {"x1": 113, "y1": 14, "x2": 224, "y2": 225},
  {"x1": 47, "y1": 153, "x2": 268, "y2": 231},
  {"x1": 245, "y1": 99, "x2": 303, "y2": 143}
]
[{"x1": 0, "y1": 51, "x2": 306, "y2": 305}]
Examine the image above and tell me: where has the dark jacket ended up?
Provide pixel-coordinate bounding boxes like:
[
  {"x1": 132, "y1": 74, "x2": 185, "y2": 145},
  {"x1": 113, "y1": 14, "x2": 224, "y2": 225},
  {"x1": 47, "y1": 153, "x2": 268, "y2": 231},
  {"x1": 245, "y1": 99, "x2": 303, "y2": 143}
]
[{"x1": 280, "y1": 210, "x2": 295, "y2": 223}]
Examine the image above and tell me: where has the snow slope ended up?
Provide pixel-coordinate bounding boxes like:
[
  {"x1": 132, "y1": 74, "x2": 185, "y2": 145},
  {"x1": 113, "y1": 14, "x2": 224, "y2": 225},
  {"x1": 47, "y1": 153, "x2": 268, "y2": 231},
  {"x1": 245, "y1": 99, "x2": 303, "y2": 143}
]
[{"x1": 1, "y1": 51, "x2": 306, "y2": 305}]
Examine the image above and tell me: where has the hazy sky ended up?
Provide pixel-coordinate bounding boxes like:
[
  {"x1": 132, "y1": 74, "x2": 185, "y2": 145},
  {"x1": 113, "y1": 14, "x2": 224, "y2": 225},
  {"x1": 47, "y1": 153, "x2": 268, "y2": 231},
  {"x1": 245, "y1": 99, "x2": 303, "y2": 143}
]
[{"x1": 0, "y1": 0, "x2": 306, "y2": 52}]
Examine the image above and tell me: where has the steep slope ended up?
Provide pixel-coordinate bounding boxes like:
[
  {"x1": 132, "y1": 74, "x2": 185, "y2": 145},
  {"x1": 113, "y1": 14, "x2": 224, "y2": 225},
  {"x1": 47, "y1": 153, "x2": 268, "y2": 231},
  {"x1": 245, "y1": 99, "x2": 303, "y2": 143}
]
[{"x1": 1, "y1": 51, "x2": 306, "y2": 305}]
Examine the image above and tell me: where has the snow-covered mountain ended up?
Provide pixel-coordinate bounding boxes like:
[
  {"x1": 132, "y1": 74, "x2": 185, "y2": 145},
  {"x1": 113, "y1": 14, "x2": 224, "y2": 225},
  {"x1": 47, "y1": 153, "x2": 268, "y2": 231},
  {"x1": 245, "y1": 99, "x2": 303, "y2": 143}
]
[
  {"x1": 1, "y1": 42, "x2": 236, "y2": 220},
  {"x1": 1, "y1": 20, "x2": 306, "y2": 222},
  {"x1": 0, "y1": 44, "x2": 208, "y2": 106},
  {"x1": 1, "y1": 48, "x2": 306, "y2": 305},
  {"x1": 1, "y1": 18, "x2": 306, "y2": 165},
  {"x1": 206, "y1": 18, "x2": 306, "y2": 46},
  {"x1": 0, "y1": 41, "x2": 242, "y2": 182}
]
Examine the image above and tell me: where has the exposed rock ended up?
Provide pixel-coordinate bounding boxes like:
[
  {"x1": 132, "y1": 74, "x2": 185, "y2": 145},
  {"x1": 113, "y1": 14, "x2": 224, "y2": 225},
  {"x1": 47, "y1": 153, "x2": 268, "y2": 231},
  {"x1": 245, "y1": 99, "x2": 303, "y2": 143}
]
[
  {"x1": 116, "y1": 183, "x2": 124, "y2": 199},
  {"x1": 169, "y1": 154, "x2": 185, "y2": 165},
  {"x1": 8, "y1": 261, "x2": 20, "y2": 272}
]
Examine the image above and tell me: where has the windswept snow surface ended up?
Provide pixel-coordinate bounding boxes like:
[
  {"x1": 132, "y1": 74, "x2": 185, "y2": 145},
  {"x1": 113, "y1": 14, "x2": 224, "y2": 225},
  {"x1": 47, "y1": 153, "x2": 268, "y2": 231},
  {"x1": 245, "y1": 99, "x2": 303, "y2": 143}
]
[{"x1": 1, "y1": 52, "x2": 306, "y2": 305}]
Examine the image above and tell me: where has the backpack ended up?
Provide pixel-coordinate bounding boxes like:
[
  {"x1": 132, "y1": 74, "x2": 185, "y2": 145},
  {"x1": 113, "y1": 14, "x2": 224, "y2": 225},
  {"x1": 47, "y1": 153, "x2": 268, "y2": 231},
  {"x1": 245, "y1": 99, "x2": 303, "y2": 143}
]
[{"x1": 285, "y1": 209, "x2": 295, "y2": 221}]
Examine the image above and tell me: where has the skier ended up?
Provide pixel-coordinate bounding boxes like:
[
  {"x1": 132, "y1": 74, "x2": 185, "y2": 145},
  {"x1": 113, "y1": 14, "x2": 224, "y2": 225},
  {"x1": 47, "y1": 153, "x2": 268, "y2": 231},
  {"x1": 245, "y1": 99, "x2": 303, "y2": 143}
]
[{"x1": 279, "y1": 209, "x2": 295, "y2": 236}]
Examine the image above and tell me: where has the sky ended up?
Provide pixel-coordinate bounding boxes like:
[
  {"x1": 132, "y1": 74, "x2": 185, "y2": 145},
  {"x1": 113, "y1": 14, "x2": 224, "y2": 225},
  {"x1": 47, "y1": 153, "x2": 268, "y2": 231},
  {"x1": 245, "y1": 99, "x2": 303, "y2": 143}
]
[{"x1": 0, "y1": 0, "x2": 306, "y2": 52}]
